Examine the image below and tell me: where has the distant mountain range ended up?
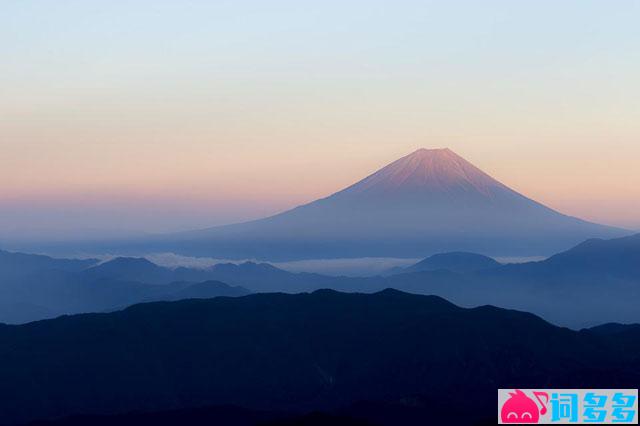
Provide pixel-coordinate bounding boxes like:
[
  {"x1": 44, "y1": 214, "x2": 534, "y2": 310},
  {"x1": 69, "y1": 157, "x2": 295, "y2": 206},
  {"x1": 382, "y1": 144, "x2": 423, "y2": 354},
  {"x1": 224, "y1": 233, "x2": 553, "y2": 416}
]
[
  {"x1": 114, "y1": 148, "x2": 627, "y2": 260},
  {"x1": 1, "y1": 290, "x2": 638, "y2": 425},
  {"x1": 0, "y1": 251, "x2": 250, "y2": 324},
  {"x1": 1, "y1": 233, "x2": 639, "y2": 327}
]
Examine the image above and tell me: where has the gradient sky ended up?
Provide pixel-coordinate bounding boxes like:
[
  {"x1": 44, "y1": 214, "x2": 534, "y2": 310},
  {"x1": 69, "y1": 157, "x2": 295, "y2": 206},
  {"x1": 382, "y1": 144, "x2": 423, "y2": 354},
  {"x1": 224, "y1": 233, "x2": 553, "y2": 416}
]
[{"x1": 2, "y1": 0, "x2": 639, "y2": 239}]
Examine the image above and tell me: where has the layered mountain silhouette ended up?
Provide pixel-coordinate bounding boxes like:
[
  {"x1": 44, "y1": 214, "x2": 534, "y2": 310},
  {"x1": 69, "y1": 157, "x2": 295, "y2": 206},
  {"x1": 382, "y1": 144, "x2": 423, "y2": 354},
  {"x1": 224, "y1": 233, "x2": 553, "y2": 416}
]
[
  {"x1": 0, "y1": 249, "x2": 96, "y2": 279},
  {"x1": 1, "y1": 234, "x2": 639, "y2": 326},
  {"x1": 1, "y1": 290, "x2": 638, "y2": 425},
  {"x1": 141, "y1": 148, "x2": 626, "y2": 260},
  {"x1": 0, "y1": 251, "x2": 250, "y2": 324}
]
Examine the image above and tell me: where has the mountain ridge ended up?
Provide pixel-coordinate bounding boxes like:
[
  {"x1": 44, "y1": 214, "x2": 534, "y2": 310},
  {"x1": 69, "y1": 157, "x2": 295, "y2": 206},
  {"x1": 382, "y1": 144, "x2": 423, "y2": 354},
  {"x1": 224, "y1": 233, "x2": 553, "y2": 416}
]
[
  {"x1": 1, "y1": 289, "x2": 637, "y2": 425},
  {"x1": 2, "y1": 233, "x2": 639, "y2": 326}
]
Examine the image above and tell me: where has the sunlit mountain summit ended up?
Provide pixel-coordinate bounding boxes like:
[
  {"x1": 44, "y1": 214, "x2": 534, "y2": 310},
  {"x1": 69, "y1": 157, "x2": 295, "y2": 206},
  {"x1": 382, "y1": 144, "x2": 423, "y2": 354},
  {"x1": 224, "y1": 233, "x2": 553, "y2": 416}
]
[{"x1": 138, "y1": 148, "x2": 627, "y2": 260}]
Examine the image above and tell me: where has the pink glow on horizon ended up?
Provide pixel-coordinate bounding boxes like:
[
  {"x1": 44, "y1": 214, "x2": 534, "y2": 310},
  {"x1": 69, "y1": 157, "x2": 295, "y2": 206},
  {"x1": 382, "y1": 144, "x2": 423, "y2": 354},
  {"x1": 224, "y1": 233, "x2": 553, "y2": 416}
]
[{"x1": 1, "y1": 145, "x2": 639, "y2": 235}]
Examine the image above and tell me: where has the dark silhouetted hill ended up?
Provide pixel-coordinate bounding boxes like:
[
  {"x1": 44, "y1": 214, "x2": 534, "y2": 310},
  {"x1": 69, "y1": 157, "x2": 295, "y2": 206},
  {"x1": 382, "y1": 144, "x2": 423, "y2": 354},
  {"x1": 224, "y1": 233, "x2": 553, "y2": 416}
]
[{"x1": 0, "y1": 290, "x2": 638, "y2": 425}]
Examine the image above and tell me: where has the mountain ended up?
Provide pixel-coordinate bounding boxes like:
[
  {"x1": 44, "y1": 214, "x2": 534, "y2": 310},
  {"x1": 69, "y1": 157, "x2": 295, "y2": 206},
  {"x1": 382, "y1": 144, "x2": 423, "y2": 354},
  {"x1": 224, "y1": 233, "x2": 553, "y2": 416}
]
[
  {"x1": 83, "y1": 257, "x2": 167, "y2": 282},
  {"x1": 1, "y1": 290, "x2": 638, "y2": 425},
  {"x1": 86, "y1": 259, "x2": 335, "y2": 293},
  {"x1": 137, "y1": 148, "x2": 627, "y2": 260},
  {"x1": 587, "y1": 322, "x2": 640, "y2": 336},
  {"x1": 83, "y1": 257, "x2": 216, "y2": 284},
  {"x1": 396, "y1": 234, "x2": 640, "y2": 327},
  {"x1": 483, "y1": 233, "x2": 640, "y2": 290},
  {"x1": 0, "y1": 251, "x2": 98, "y2": 323},
  {"x1": 205, "y1": 262, "x2": 337, "y2": 293},
  {"x1": 0, "y1": 253, "x2": 253, "y2": 324},
  {"x1": 3, "y1": 233, "x2": 640, "y2": 326},
  {"x1": 197, "y1": 234, "x2": 640, "y2": 327},
  {"x1": 160, "y1": 280, "x2": 251, "y2": 301},
  {"x1": 0, "y1": 274, "x2": 251, "y2": 324},
  {"x1": 530, "y1": 233, "x2": 640, "y2": 281},
  {"x1": 399, "y1": 252, "x2": 500, "y2": 274},
  {"x1": 0, "y1": 250, "x2": 97, "y2": 280}
]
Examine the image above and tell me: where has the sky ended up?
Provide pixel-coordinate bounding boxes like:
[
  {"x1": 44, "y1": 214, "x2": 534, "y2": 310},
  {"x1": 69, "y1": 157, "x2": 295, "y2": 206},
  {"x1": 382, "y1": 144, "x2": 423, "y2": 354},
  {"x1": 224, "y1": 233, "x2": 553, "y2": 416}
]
[{"x1": 1, "y1": 0, "x2": 639, "y2": 240}]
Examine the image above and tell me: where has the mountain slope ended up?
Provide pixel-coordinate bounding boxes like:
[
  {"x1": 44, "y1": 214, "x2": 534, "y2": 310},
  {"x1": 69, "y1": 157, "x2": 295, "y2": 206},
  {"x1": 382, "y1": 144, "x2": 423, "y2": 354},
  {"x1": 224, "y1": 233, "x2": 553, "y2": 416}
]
[
  {"x1": 401, "y1": 252, "x2": 500, "y2": 274},
  {"x1": 86, "y1": 259, "x2": 334, "y2": 292},
  {"x1": 536, "y1": 233, "x2": 640, "y2": 280},
  {"x1": 485, "y1": 233, "x2": 640, "y2": 285},
  {"x1": 0, "y1": 250, "x2": 97, "y2": 280},
  {"x1": 0, "y1": 253, "x2": 254, "y2": 324},
  {"x1": 0, "y1": 290, "x2": 637, "y2": 425},
  {"x1": 148, "y1": 148, "x2": 626, "y2": 260},
  {"x1": 161, "y1": 280, "x2": 251, "y2": 301},
  {"x1": 83, "y1": 257, "x2": 167, "y2": 282}
]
